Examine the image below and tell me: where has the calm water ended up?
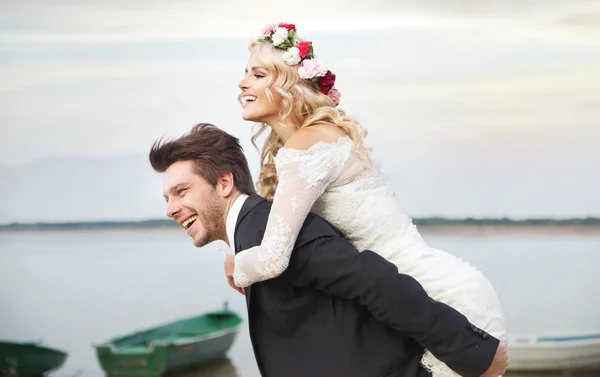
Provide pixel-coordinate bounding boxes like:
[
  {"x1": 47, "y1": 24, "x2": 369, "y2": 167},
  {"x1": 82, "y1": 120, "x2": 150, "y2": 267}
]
[{"x1": 1, "y1": 230, "x2": 599, "y2": 377}]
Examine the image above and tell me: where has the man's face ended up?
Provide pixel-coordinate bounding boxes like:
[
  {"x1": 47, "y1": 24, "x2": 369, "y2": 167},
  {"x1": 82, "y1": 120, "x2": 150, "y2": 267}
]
[{"x1": 162, "y1": 160, "x2": 226, "y2": 247}]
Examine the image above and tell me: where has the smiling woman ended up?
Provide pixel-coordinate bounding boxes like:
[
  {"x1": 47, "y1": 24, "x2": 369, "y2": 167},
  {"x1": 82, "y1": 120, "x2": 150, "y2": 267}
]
[{"x1": 227, "y1": 21, "x2": 515, "y2": 377}]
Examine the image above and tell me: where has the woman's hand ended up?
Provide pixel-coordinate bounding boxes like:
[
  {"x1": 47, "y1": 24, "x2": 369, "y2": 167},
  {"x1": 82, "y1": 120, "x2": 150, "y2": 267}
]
[{"x1": 224, "y1": 254, "x2": 245, "y2": 295}]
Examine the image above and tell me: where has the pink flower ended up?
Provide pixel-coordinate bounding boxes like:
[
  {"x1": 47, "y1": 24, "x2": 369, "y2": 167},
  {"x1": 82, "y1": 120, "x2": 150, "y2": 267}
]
[
  {"x1": 261, "y1": 24, "x2": 277, "y2": 37},
  {"x1": 327, "y1": 88, "x2": 341, "y2": 106},
  {"x1": 298, "y1": 58, "x2": 328, "y2": 79}
]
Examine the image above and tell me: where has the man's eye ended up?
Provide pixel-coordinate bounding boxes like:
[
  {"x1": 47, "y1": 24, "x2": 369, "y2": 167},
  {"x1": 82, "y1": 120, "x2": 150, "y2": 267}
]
[{"x1": 177, "y1": 188, "x2": 186, "y2": 195}]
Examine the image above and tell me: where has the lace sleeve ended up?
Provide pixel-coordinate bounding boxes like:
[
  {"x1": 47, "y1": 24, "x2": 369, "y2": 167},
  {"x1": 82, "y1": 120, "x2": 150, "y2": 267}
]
[{"x1": 233, "y1": 138, "x2": 353, "y2": 287}]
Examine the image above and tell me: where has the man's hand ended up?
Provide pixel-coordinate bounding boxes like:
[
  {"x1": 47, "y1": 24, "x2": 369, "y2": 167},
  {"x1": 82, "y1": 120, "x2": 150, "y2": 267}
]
[
  {"x1": 224, "y1": 254, "x2": 245, "y2": 295},
  {"x1": 480, "y1": 340, "x2": 508, "y2": 377}
]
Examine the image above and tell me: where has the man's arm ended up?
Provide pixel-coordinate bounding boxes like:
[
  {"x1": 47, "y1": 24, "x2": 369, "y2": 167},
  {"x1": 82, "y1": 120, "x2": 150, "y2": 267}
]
[{"x1": 284, "y1": 228, "x2": 500, "y2": 377}]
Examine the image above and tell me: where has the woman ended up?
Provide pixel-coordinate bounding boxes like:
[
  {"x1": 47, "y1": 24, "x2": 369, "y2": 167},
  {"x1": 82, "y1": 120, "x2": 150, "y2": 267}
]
[{"x1": 229, "y1": 22, "x2": 506, "y2": 377}]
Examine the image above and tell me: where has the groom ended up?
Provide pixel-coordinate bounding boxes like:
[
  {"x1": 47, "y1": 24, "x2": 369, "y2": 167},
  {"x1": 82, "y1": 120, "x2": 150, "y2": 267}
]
[{"x1": 150, "y1": 123, "x2": 508, "y2": 377}]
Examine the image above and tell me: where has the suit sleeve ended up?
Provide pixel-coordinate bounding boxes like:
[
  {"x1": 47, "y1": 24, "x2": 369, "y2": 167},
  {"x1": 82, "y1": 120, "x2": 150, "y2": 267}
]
[{"x1": 284, "y1": 226, "x2": 499, "y2": 377}]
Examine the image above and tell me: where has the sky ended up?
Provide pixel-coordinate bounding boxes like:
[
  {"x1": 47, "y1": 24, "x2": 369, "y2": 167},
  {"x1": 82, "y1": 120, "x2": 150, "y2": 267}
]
[{"x1": 1, "y1": 0, "x2": 599, "y2": 222}]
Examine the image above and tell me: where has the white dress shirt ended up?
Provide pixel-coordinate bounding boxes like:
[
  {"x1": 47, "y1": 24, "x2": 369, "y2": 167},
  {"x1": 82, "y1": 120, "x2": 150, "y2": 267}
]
[{"x1": 225, "y1": 193, "x2": 249, "y2": 253}]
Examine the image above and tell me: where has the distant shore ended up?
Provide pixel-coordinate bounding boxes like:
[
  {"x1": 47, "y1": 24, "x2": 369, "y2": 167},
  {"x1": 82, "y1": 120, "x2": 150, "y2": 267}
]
[
  {"x1": 1, "y1": 218, "x2": 599, "y2": 236},
  {"x1": 2, "y1": 224, "x2": 596, "y2": 236},
  {"x1": 416, "y1": 224, "x2": 600, "y2": 236}
]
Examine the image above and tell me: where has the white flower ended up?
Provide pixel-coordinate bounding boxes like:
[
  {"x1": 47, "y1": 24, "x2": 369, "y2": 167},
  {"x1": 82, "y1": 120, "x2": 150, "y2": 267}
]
[
  {"x1": 271, "y1": 27, "x2": 289, "y2": 46},
  {"x1": 292, "y1": 33, "x2": 303, "y2": 45},
  {"x1": 282, "y1": 47, "x2": 301, "y2": 65}
]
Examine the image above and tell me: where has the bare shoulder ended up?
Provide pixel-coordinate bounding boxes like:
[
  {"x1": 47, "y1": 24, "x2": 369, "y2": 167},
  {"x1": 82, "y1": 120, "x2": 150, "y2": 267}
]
[{"x1": 284, "y1": 123, "x2": 348, "y2": 150}]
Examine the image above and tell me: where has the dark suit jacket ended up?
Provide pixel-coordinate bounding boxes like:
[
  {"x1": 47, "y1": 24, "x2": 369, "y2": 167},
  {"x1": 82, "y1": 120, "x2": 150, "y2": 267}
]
[{"x1": 234, "y1": 195, "x2": 498, "y2": 377}]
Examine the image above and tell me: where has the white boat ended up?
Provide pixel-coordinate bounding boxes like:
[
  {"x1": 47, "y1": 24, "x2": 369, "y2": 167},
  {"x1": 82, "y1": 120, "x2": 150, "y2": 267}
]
[{"x1": 506, "y1": 331, "x2": 600, "y2": 371}]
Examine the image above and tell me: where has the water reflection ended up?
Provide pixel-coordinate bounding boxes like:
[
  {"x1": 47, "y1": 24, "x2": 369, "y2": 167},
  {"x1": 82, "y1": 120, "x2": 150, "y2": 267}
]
[
  {"x1": 506, "y1": 370, "x2": 599, "y2": 377},
  {"x1": 0, "y1": 357, "x2": 241, "y2": 377},
  {"x1": 164, "y1": 358, "x2": 239, "y2": 377}
]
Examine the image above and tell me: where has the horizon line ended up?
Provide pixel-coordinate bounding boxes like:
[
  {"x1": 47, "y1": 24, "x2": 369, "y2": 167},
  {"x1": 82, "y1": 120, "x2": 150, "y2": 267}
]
[{"x1": 2, "y1": 216, "x2": 599, "y2": 228}]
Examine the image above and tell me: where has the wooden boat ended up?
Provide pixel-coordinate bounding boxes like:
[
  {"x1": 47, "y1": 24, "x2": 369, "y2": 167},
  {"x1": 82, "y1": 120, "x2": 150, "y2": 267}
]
[
  {"x1": 94, "y1": 303, "x2": 243, "y2": 377},
  {"x1": 0, "y1": 339, "x2": 68, "y2": 377},
  {"x1": 506, "y1": 331, "x2": 600, "y2": 371}
]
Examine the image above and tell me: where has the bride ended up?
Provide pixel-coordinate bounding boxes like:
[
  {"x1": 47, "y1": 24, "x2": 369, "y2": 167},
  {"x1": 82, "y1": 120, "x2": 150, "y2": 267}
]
[{"x1": 226, "y1": 22, "x2": 507, "y2": 377}]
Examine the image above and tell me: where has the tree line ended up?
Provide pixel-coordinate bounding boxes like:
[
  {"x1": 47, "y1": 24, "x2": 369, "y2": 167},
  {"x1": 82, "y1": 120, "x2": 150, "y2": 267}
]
[{"x1": 1, "y1": 217, "x2": 599, "y2": 231}]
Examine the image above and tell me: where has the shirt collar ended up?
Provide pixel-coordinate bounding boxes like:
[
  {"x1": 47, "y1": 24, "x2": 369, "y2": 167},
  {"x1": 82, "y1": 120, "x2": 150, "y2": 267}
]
[{"x1": 225, "y1": 193, "x2": 248, "y2": 252}]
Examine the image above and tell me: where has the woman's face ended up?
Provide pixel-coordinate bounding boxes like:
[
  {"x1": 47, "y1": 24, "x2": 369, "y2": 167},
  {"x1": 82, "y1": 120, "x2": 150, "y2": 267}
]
[{"x1": 237, "y1": 53, "x2": 282, "y2": 125}]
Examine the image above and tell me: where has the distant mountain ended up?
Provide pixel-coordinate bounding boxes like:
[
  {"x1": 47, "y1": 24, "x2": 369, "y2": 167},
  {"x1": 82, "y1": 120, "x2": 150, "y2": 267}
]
[
  {"x1": 2, "y1": 217, "x2": 599, "y2": 231},
  {"x1": 0, "y1": 150, "x2": 598, "y2": 224},
  {"x1": 0, "y1": 155, "x2": 167, "y2": 223}
]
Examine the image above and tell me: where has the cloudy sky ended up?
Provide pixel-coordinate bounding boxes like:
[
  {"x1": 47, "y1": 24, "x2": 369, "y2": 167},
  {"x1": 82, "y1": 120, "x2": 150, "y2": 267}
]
[{"x1": 1, "y1": 0, "x2": 599, "y2": 222}]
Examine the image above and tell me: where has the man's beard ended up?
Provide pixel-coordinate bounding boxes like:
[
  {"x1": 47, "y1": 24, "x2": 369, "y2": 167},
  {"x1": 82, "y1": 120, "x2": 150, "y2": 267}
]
[{"x1": 193, "y1": 193, "x2": 226, "y2": 247}]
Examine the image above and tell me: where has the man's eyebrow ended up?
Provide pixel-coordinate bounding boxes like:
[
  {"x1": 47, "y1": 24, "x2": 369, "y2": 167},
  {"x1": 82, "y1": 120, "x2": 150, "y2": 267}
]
[
  {"x1": 171, "y1": 182, "x2": 188, "y2": 192},
  {"x1": 163, "y1": 182, "x2": 187, "y2": 200}
]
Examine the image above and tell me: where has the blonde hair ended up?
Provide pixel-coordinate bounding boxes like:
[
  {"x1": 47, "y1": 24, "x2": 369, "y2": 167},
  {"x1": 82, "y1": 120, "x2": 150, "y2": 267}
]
[{"x1": 248, "y1": 42, "x2": 372, "y2": 200}]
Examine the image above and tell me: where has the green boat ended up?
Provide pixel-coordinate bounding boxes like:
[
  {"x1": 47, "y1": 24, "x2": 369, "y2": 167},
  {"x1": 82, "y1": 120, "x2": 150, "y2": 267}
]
[
  {"x1": 94, "y1": 303, "x2": 243, "y2": 377},
  {"x1": 0, "y1": 340, "x2": 68, "y2": 377}
]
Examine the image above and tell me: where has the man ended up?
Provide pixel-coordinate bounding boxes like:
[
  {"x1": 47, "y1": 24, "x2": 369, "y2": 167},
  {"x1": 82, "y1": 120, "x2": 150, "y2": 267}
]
[{"x1": 150, "y1": 123, "x2": 508, "y2": 377}]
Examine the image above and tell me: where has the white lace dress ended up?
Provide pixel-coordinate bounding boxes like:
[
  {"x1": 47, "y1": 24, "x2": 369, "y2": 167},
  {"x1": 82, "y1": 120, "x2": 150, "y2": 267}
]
[{"x1": 234, "y1": 136, "x2": 506, "y2": 377}]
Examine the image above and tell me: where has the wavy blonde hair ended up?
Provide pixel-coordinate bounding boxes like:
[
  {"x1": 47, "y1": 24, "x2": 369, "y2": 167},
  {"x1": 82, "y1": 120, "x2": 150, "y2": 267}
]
[{"x1": 248, "y1": 42, "x2": 372, "y2": 200}]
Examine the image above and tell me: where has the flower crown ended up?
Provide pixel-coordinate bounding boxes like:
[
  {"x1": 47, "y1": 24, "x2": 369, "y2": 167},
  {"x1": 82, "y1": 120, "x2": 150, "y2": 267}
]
[{"x1": 249, "y1": 22, "x2": 341, "y2": 107}]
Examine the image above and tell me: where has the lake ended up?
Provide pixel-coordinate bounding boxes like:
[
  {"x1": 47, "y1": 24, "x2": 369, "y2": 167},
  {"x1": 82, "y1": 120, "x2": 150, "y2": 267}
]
[{"x1": 1, "y1": 229, "x2": 599, "y2": 377}]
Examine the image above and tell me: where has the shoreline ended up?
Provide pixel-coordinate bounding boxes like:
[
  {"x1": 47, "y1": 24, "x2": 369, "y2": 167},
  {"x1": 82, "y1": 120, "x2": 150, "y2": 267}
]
[
  {"x1": 2, "y1": 224, "x2": 600, "y2": 236},
  {"x1": 416, "y1": 224, "x2": 600, "y2": 236}
]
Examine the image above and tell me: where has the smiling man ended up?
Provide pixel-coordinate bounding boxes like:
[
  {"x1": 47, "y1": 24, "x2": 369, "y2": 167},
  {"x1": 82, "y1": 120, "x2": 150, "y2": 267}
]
[{"x1": 149, "y1": 122, "x2": 508, "y2": 377}]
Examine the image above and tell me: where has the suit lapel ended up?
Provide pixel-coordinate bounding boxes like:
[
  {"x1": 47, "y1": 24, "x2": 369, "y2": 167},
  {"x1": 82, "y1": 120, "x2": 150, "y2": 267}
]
[
  {"x1": 233, "y1": 194, "x2": 267, "y2": 376},
  {"x1": 233, "y1": 194, "x2": 265, "y2": 253}
]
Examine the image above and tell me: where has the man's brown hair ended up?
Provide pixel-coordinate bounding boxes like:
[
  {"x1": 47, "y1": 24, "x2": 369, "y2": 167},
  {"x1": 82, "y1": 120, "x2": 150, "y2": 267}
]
[{"x1": 149, "y1": 123, "x2": 256, "y2": 195}]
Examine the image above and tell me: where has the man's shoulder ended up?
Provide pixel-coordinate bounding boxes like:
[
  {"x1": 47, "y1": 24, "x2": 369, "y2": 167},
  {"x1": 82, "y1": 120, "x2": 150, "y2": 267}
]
[
  {"x1": 244, "y1": 199, "x2": 344, "y2": 242},
  {"x1": 299, "y1": 210, "x2": 344, "y2": 242}
]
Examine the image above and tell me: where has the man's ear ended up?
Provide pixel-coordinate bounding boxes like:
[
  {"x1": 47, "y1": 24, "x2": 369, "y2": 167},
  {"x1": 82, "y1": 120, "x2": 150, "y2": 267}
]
[{"x1": 216, "y1": 172, "x2": 235, "y2": 198}]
